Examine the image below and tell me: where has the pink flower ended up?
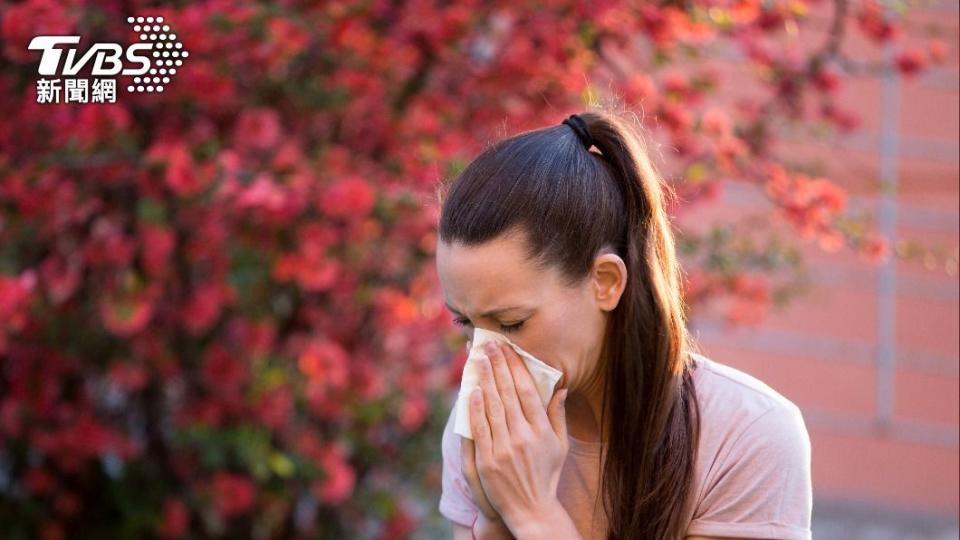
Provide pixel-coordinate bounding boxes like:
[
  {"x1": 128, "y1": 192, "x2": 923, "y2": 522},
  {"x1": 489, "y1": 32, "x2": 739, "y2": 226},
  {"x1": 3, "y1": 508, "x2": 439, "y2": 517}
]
[
  {"x1": 701, "y1": 108, "x2": 732, "y2": 137},
  {"x1": 233, "y1": 173, "x2": 293, "y2": 220}
]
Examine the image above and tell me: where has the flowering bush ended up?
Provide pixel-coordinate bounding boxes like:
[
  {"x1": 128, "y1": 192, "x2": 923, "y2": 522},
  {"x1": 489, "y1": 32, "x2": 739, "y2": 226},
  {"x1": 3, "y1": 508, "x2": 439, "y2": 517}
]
[{"x1": 0, "y1": 0, "x2": 949, "y2": 538}]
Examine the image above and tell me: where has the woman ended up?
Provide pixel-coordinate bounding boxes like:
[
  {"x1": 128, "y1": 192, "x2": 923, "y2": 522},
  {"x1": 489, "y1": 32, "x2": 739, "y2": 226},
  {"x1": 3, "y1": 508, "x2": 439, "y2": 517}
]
[{"x1": 435, "y1": 109, "x2": 812, "y2": 540}]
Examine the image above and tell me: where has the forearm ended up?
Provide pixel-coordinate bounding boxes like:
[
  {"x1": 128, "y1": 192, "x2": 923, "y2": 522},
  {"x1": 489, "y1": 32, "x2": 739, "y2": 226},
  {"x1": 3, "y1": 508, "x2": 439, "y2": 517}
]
[{"x1": 508, "y1": 501, "x2": 584, "y2": 540}]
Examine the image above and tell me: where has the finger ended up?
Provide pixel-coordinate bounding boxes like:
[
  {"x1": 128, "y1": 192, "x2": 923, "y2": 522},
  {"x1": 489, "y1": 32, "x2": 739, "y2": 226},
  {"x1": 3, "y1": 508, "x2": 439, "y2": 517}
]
[
  {"x1": 547, "y1": 387, "x2": 569, "y2": 441},
  {"x1": 469, "y1": 387, "x2": 493, "y2": 461},
  {"x1": 477, "y1": 347, "x2": 510, "y2": 448},
  {"x1": 461, "y1": 437, "x2": 476, "y2": 479},
  {"x1": 465, "y1": 339, "x2": 472, "y2": 355},
  {"x1": 503, "y1": 343, "x2": 550, "y2": 429},
  {"x1": 460, "y1": 437, "x2": 495, "y2": 517},
  {"x1": 460, "y1": 438, "x2": 480, "y2": 489},
  {"x1": 485, "y1": 342, "x2": 527, "y2": 434}
]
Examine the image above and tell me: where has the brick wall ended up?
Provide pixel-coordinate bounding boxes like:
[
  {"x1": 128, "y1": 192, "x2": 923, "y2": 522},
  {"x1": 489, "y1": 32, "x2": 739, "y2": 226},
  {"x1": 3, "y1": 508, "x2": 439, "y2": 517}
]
[{"x1": 678, "y1": 0, "x2": 959, "y2": 520}]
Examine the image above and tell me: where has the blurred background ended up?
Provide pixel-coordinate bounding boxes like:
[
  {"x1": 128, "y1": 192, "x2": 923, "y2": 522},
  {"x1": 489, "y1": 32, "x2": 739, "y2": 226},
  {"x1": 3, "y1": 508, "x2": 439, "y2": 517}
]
[{"x1": 0, "y1": 1, "x2": 956, "y2": 539}]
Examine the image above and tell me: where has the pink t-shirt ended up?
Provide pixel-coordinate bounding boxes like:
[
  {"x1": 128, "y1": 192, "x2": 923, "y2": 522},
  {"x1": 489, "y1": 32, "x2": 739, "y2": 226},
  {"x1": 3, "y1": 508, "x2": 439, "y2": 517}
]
[{"x1": 439, "y1": 351, "x2": 813, "y2": 539}]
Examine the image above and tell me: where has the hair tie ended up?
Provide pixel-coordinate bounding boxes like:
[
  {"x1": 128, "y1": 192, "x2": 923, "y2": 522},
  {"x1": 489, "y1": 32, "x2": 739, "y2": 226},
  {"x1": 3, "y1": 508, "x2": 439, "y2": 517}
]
[{"x1": 562, "y1": 114, "x2": 592, "y2": 150}]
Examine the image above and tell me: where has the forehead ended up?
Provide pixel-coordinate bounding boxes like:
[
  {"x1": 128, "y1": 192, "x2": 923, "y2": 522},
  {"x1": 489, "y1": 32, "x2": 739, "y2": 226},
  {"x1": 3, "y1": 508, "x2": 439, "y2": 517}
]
[{"x1": 436, "y1": 231, "x2": 544, "y2": 311}]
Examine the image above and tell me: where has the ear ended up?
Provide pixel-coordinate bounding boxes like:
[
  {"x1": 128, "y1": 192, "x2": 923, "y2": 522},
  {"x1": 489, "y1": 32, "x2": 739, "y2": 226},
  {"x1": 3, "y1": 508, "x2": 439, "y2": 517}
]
[{"x1": 592, "y1": 252, "x2": 627, "y2": 312}]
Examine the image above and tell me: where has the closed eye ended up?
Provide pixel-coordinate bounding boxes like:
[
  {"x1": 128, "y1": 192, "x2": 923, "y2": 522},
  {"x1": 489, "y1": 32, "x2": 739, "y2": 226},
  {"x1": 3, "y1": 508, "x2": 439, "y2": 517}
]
[{"x1": 452, "y1": 317, "x2": 525, "y2": 334}]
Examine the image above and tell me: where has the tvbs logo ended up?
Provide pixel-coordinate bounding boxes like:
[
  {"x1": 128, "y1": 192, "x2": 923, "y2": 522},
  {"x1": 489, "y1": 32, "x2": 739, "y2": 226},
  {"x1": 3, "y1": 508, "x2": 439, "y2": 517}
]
[{"x1": 28, "y1": 16, "x2": 189, "y2": 104}]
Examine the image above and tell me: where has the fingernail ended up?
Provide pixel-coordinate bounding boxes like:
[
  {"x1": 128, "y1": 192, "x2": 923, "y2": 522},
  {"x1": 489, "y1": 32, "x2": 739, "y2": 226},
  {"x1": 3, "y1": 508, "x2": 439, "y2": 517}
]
[{"x1": 560, "y1": 389, "x2": 568, "y2": 405}]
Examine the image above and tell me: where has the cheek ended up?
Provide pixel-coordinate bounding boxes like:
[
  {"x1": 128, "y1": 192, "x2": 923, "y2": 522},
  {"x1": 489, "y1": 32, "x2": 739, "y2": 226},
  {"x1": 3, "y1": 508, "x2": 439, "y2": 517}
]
[
  {"x1": 527, "y1": 311, "x2": 581, "y2": 372},
  {"x1": 536, "y1": 300, "x2": 603, "y2": 379}
]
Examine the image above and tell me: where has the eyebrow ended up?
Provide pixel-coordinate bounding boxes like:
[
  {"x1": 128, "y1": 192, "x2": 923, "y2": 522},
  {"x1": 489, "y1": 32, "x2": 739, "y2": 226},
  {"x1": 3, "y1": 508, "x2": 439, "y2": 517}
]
[{"x1": 444, "y1": 302, "x2": 531, "y2": 319}]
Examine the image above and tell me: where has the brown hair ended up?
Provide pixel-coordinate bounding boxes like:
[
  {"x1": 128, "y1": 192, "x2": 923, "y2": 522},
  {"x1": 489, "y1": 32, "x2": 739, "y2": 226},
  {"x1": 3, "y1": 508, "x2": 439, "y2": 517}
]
[{"x1": 436, "y1": 106, "x2": 702, "y2": 539}]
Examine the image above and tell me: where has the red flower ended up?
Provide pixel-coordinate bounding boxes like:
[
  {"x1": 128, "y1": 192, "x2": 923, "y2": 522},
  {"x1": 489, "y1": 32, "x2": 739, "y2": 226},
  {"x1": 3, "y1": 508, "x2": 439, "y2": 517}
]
[
  {"x1": 158, "y1": 498, "x2": 189, "y2": 539},
  {"x1": 298, "y1": 339, "x2": 349, "y2": 390},
  {"x1": 54, "y1": 491, "x2": 81, "y2": 518},
  {"x1": 139, "y1": 224, "x2": 175, "y2": 280},
  {"x1": 159, "y1": 144, "x2": 210, "y2": 197},
  {"x1": 379, "y1": 507, "x2": 416, "y2": 540},
  {"x1": 2, "y1": 0, "x2": 78, "y2": 62},
  {"x1": 0, "y1": 270, "x2": 37, "y2": 353},
  {"x1": 813, "y1": 65, "x2": 842, "y2": 93},
  {"x1": 927, "y1": 38, "x2": 949, "y2": 63},
  {"x1": 233, "y1": 108, "x2": 282, "y2": 151},
  {"x1": 311, "y1": 445, "x2": 356, "y2": 505},
  {"x1": 318, "y1": 175, "x2": 376, "y2": 219},
  {"x1": 109, "y1": 362, "x2": 150, "y2": 393},
  {"x1": 182, "y1": 282, "x2": 233, "y2": 336},
  {"x1": 100, "y1": 282, "x2": 159, "y2": 337},
  {"x1": 860, "y1": 233, "x2": 890, "y2": 264},
  {"x1": 856, "y1": 1, "x2": 902, "y2": 43},
  {"x1": 24, "y1": 468, "x2": 55, "y2": 496},
  {"x1": 210, "y1": 472, "x2": 257, "y2": 519},
  {"x1": 202, "y1": 344, "x2": 248, "y2": 393},
  {"x1": 398, "y1": 393, "x2": 428, "y2": 432},
  {"x1": 255, "y1": 387, "x2": 293, "y2": 431},
  {"x1": 896, "y1": 47, "x2": 928, "y2": 77}
]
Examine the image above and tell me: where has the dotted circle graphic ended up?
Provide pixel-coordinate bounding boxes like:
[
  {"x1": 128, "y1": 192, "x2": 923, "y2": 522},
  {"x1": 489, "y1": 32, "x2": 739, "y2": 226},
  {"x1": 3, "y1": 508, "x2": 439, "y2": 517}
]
[{"x1": 125, "y1": 15, "x2": 187, "y2": 94}]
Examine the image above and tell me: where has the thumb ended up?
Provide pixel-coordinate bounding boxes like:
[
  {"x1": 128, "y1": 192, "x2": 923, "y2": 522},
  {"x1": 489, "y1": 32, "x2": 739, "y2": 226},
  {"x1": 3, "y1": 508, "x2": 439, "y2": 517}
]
[{"x1": 547, "y1": 387, "x2": 568, "y2": 441}]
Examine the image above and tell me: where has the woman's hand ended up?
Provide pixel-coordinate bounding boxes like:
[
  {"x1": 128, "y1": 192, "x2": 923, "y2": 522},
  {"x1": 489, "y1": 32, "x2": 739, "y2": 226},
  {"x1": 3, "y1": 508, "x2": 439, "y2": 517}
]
[
  {"x1": 467, "y1": 340, "x2": 569, "y2": 529},
  {"x1": 460, "y1": 436, "x2": 501, "y2": 521}
]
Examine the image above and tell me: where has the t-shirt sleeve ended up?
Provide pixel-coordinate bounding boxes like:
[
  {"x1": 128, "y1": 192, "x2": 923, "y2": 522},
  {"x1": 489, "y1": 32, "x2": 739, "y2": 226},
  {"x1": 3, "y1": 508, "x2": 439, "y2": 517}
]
[
  {"x1": 686, "y1": 403, "x2": 813, "y2": 540},
  {"x1": 439, "y1": 400, "x2": 480, "y2": 527}
]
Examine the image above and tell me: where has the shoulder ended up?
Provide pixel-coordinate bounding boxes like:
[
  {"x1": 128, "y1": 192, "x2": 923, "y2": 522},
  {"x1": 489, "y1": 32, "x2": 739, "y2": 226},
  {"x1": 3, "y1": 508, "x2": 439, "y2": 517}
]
[
  {"x1": 690, "y1": 351, "x2": 808, "y2": 445},
  {"x1": 690, "y1": 351, "x2": 799, "y2": 414},
  {"x1": 688, "y1": 351, "x2": 812, "y2": 491},
  {"x1": 685, "y1": 352, "x2": 812, "y2": 539}
]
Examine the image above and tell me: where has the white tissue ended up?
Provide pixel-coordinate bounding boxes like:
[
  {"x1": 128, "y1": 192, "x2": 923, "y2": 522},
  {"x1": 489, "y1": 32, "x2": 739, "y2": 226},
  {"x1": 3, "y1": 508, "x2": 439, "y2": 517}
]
[{"x1": 454, "y1": 327, "x2": 564, "y2": 440}]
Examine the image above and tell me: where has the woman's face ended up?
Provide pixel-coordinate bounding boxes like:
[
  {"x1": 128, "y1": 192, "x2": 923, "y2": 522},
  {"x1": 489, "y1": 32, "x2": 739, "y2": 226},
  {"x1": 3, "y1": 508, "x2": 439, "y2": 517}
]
[{"x1": 435, "y1": 229, "x2": 627, "y2": 395}]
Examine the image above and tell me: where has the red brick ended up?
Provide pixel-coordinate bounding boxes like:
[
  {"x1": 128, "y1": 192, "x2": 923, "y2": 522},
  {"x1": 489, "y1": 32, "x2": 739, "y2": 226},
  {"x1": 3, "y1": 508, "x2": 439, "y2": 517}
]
[
  {"x1": 893, "y1": 369, "x2": 960, "y2": 427},
  {"x1": 810, "y1": 428, "x2": 959, "y2": 514},
  {"x1": 699, "y1": 344, "x2": 877, "y2": 416}
]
